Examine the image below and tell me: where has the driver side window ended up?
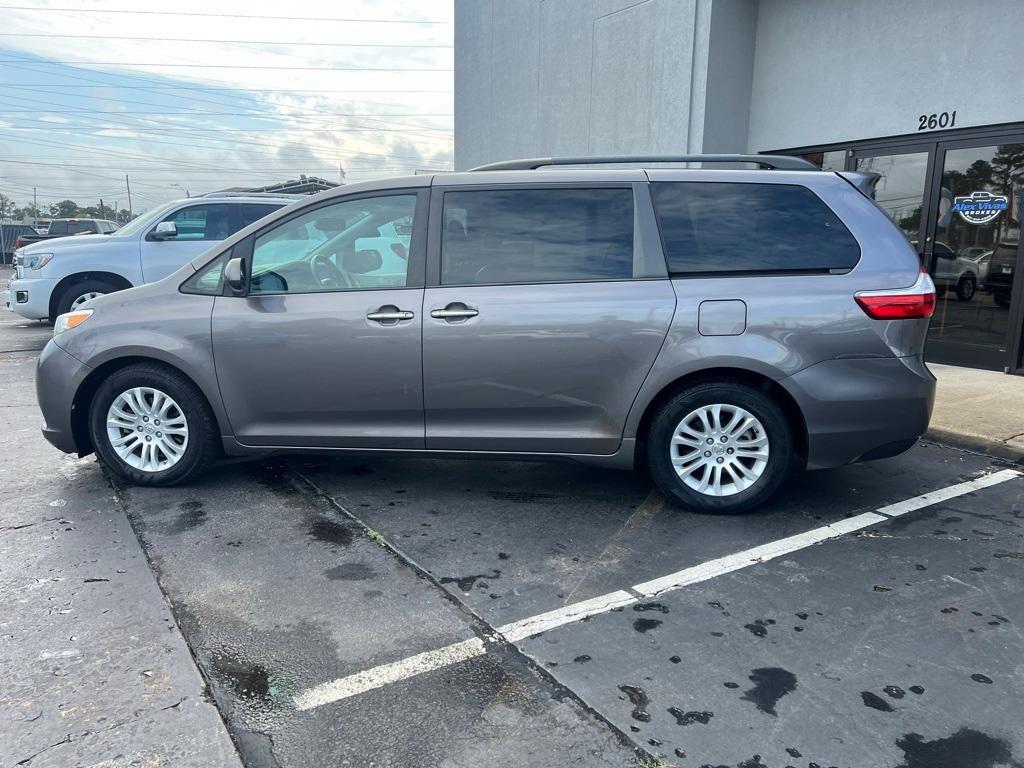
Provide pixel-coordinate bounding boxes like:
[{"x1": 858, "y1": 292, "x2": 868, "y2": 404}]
[{"x1": 249, "y1": 194, "x2": 417, "y2": 295}]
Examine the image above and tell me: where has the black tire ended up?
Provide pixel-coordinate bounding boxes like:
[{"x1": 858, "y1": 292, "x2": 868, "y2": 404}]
[
  {"x1": 955, "y1": 275, "x2": 976, "y2": 302},
  {"x1": 994, "y1": 292, "x2": 1011, "y2": 308},
  {"x1": 646, "y1": 382, "x2": 796, "y2": 514},
  {"x1": 53, "y1": 278, "x2": 120, "y2": 320},
  {"x1": 89, "y1": 363, "x2": 220, "y2": 486}
]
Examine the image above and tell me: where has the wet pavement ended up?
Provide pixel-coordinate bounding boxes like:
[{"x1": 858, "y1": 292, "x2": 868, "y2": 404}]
[{"x1": 3, "y1": 282, "x2": 1024, "y2": 767}]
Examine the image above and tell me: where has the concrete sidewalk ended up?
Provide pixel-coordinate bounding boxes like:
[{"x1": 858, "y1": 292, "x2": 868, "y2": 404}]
[{"x1": 928, "y1": 363, "x2": 1024, "y2": 460}]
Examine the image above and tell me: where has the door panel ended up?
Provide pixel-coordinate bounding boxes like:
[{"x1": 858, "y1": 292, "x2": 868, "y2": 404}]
[
  {"x1": 212, "y1": 289, "x2": 424, "y2": 448},
  {"x1": 926, "y1": 143, "x2": 1024, "y2": 371},
  {"x1": 422, "y1": 281, "x2": 676, "y2": 454}
]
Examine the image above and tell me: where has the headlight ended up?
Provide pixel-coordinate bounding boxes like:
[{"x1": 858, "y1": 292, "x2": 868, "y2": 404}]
[
  {"x1": 15, "y1": 252, "x2": 54, "y2": 270},
  {"x1": 54, "y1": 309, "x2": 93, "y2": 335}
]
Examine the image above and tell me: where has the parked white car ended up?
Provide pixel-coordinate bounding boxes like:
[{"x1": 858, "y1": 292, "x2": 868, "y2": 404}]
[{"x1": 4, "y1": 194, "x2": 295, "y2": 321}]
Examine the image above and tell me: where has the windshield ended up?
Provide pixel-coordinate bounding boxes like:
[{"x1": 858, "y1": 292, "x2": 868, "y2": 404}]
[{"x1": 112, "y1": 202, "x2": 178, "y2": 238}]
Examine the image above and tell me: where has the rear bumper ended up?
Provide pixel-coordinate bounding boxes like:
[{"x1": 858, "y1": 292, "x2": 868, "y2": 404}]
[
  {"x1": 782, "y1": 356, "x2": 935, "y2": 470},
  {"x1": 36, "y1": 339, "x2": 92, "y2": 453}
]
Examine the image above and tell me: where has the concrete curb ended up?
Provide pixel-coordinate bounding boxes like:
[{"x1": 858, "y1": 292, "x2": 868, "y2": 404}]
[{"x1": 925, "y1": 427, "x2": 1024, "y2": 463}]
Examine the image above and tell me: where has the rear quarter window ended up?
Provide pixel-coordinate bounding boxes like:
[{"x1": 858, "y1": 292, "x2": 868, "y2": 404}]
[{"x1": 651, "y1": 182, "x2": 860, "y2": 275}]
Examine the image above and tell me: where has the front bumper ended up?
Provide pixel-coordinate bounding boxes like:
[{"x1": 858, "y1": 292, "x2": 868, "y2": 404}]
[
  {"x1": 36, "y1": 339, "x2": 93, "y2": 454},
  {"x1": 5, "y1": 275, "x2": 58, "y2": 320},
  {"x1": 782, "y1": 355, "x2": 936, "y2": 471}
]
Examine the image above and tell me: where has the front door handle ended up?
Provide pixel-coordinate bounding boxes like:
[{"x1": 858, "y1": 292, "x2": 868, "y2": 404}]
[
  {"x1": 367, "y1": 307, "x2": 414, "y2": 323},
  {"x1": 430, "y1": 303, "x2": 479, "y2": 321}
]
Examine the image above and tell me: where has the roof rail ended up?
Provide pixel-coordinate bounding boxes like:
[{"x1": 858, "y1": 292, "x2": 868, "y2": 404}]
[
  {"x1": 200, "y1": 191, "x2": 306, "y2": 199},
  {"x1": 468, "y1": 154, "x2": 819, "y2": 172}
]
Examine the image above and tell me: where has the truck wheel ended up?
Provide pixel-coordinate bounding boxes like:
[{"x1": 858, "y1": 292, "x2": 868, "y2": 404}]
[
  {"x1": 646, "y1": 382, "x2": 796, "y2": 514},
  {"x1": 53, "y1": 278, "x2": 121, "y2": 319},
  {"x1": 89, "y1": 363, "x2": 220, "y2": 486},
  {"x1": 955, "y1": 275, "x2": 976, "y2": 301}
]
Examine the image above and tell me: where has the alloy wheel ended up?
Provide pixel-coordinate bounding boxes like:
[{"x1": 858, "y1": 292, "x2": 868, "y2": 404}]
[
  {"x1": 669, "y1": 403, "x2": 770, "y2": 497},
  {"x1": 105, "y1": 387, "x2": 189, "y2": 472}
]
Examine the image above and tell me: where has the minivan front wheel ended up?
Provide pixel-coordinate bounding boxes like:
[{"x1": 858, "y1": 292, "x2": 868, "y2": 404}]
[
  {"x1": 89, "y1": 363, "x2": 219, "y2": 486},
  {"x1": 647, "y1": 382, "x2": 795, "y2": 514}
]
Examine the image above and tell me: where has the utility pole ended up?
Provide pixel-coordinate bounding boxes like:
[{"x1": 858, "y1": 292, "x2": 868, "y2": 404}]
[
  {"x1": 99, "y1": 198, "x2": 105, "y2": 220},
  {"x1": 125, "y1": 174, "x2": 133, "y2": 219},
  {"x1": 32, "y1": 187, "x2": 37, "y2": 226}
]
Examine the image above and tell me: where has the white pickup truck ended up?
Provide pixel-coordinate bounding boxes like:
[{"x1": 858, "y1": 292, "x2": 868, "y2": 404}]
[{"x1": 5, "y1": 193, "x2": 295, "y2": 321}]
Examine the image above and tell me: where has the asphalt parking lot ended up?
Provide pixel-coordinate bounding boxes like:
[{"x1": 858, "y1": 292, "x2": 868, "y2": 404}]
[{"x1": 3, "y1": 290, "x2": 1024, "y2": 767}]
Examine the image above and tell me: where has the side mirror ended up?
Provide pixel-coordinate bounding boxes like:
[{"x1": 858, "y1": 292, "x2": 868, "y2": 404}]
[
  {"x1": 151, "y1": 221, "x2": 177, "y2": 240},
  {"x1": 342, "y1": 249, "x2": 382, "y2": 274},
  {"x1": 224, "y1": 256, "x2": 247, "y2": 295}
]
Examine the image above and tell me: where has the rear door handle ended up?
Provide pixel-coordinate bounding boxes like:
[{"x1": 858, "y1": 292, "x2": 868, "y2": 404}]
[
  {"x1": 430, "y1": 302, "x2": 478, "y2": 321},
  {"x1": 367, "y1": 308, "x2": 414, "y2": 323}
]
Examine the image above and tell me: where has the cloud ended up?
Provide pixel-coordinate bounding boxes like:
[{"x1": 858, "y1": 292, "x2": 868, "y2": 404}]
[{"x1": 0, "y1": 0, "x2": 453, "y2": 207}]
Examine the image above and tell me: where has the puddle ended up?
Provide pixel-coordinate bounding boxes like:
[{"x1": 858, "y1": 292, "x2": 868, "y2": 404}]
[{"x1": 740, "y1": 667, "x2": 797, "y2": 716}]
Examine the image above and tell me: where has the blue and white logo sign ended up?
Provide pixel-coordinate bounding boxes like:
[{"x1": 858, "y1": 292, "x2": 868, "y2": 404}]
[{"x1": 952, "y1": 190, "x2": 1009, "y2": 225}]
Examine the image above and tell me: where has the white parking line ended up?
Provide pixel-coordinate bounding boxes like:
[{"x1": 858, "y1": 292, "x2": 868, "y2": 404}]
[
  {"x1": 293, "y1": 469, "x2": 1021, "y2": 711},
  {"x1": 294, "y1": 637, "x2": 487, "y2": 710}
]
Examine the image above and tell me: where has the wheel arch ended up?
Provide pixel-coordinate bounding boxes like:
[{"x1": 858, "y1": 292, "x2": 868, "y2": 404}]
[
  {"x1": 632, "y1": 366, "x2": 808, "y2": 469},
  {"x1": 50, "y1": 272, "x2": 133, "y2": 320},
  {"x1": 71, "y1": 355, "x2": 222, "y2": 455}
]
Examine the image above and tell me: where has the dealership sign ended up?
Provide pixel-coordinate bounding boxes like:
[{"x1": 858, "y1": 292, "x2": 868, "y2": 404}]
[{"x1": 952, "y1": 191, "x2": 1008, "y2": 224}]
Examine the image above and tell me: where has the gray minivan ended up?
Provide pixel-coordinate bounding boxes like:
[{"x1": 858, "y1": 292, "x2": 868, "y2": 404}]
[{"x1": 34, "y1": 156, "x2": 936, "y2": 514}]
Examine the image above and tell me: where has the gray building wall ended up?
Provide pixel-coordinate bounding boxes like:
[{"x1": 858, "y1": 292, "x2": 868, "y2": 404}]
[
  {"x1": 455, "y1": 0, "x2": 760, "y2": 170},
  {"x1": 748, "y1": 0, "x2": 1024, "y2": 151},
  {"x1": 456, "y1": 0, "x2": 1024, "y2": 166}
]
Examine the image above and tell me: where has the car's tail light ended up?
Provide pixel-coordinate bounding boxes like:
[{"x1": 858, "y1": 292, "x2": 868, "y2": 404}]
[
  {"x1": 855, "y1": 270, "x2": 936, "y2": 319},
  {"x1": 15, "y1": 236, "x2": 25, "y2": 249}
]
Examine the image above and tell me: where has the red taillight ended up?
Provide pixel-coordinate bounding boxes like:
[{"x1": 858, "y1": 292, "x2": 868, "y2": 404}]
[
  {"x1": 855, "y1": 292, "x2": 935, "y2": 319},
  {"x1": 15, "y1": 237, "x2": 25, "y2": 249},
  {"x1": 855, "y1": 270, "x2": 936, "y2": 319}
]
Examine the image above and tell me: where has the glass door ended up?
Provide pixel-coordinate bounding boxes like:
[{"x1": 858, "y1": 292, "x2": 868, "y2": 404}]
[
  {"x1": 853, "y1": 147, "x2": 933, "y2": 262},
  {"x1": 926, "y1": 143, "x2": 1024, "y2": 371}
]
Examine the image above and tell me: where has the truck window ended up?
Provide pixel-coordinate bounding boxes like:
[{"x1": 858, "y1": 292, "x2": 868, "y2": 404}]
[{"x1": 157, "y1": 204, "x2": 232, "y2": 241}]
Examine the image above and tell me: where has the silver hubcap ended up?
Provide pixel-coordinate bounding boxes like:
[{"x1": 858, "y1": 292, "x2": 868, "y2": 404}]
[
  {"x1": 106, "y1": 387, "x2": 189, "y2": 472},
  {"x1": 669, "y1": 404, "x2": 770, "y2": 497},
  {"x1": 71, "y1": 291, "x2": 103, "y2": 310}
]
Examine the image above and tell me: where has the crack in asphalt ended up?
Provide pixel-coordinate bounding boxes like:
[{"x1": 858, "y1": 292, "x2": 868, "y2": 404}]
[
  {"x1": 289, "y1": 465, "x2": 659, "y2": 765},
  {"x1": 14, "y1": 697, "x2": 190, "y2": 765}
]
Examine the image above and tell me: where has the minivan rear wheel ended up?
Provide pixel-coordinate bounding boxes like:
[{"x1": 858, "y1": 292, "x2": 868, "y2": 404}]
[
  {"x1": 646, "y1": 382, "x2": 795, "y2": 514},
  {"x1": 89, "y1": 363, "x2": 219, "y2": 486}
]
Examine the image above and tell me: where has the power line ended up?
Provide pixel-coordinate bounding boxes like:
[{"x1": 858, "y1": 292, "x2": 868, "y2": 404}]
[
  {"x1": 0, "y1": 91, "x2": 452, "y2": 146},
  {"x1": 0, "y1": 5, "x2": 447, "y2": 23},
  {"x1": 3, "y1": 85, "x2": 453, "y2": 92},
  {"x1": 0, "y1": 59, "x2": 450, "y2": 129},
  {"x1": 2, "y1": 84, "x2": 450, "y2": 129},
  {"x1": 0, "y1": 60, "x2": 453, "y2": 71},
  {"x1": 0, "y1": 109, "x2": 452, "y2": 117},
  {"x1": 0, "y1": 32, "x2": 452, "y2": 48}
]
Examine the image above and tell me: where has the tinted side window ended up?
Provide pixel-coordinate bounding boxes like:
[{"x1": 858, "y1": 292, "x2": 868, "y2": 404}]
[
  {"x1": 440, "y1": 188, "x2": 634, "y2": 285},
  {"x1": 69, "y1": 221, "x2": 97, "y2": 234},
  {"x1": 48, "y1": 221, "x2": 68, "y2": 235},
  {"x1": 651, "y1": 182, "x2": 860, "y2": 274},
  {"x1": 239, "y1": 203, "x2": 283, "y2": 231},
  {"x1": 158, "y1": 204, "x2": 231, "y2": 241}
]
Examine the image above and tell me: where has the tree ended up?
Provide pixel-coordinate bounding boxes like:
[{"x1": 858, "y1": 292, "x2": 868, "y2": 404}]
[
  {"x1": 0, "y1": 193, "x2": 14, "y2": 219},
  {"x1": 55, "y1": 200, "x2": 78, "y2": 217}
]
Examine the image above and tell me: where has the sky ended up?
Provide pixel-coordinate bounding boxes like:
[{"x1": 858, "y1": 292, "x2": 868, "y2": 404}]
[{"x1": 0, "y1": 0, "x2": 454, "y2": 214}]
